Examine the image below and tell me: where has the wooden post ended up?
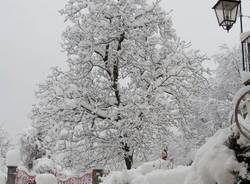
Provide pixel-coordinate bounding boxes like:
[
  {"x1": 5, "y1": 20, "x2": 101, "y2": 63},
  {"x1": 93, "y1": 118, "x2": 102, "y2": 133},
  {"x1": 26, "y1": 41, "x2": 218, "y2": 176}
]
[
  {"x1": 6, "y1": 166, "x2": 17, "y2": 184},
  {"x1": 92, "y1": 169, "x2": 104, "y2": 184},
  {"x1": 6, "y1": 150, "x2": 20, "y2": 184}
]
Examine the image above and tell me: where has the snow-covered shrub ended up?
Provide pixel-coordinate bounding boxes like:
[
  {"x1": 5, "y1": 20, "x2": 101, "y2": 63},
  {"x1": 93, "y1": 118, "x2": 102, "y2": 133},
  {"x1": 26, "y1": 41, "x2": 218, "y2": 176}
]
[
  {"x1": 35, "y1": 173, "x2": 57, "y2": 184},
  {"x1": 33, "y1": 157, "x2": 56, "y2": 174}
]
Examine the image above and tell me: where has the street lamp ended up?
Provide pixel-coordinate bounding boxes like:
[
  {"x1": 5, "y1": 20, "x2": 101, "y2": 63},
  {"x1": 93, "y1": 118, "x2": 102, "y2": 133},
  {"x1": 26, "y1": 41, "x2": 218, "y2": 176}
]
[
  {"x1": 212, "y1": 0, "x2": 250, "y2": 140},
  {"x1": 213, "y1": 0, "x2": 249, "y2": 72},
  {"x1": 212, "y1": 0, "x2": 240, "y2": 32}
]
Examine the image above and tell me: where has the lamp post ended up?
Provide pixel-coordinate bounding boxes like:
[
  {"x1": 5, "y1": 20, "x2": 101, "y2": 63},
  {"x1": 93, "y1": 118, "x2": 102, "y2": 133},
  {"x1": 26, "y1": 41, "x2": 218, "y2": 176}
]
[
  {"x1": 213, "y1": 0, "x2": 250, "y2": 140},
  {"x1": 212, "y1": 0, "x2": 250, "y2": 73},
  {"x1": 212, "y1": 0, "x2": 241, "y2": 32}
]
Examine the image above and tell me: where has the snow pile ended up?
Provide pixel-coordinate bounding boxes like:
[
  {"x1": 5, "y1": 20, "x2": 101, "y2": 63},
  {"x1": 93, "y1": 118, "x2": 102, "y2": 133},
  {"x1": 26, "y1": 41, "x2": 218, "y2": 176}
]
[
  {"x1": 144, "y1": 166, "x2": 189, "y2": 184},
  {"x1": 102, "y1": 127, "x2": 242, "y2": 184},
  {"x1": 102, "y1": 159, "x2": 188, "y2": 184},
  {"x1": 6, "y1": 149, "x2": 20, "y2": 166},
  {"x1": 185, "y1": 127, "x2": 238, "y2": 184},
  {"x1": 102, "y1": 166, "x2": 189, "y2": 184},
  {"x1": 33, "y1": 157, "x2": 56, "y2": 174},
  {"x1": 135, "y1": 159, "x2": 174, "y2": 175},
  {"x1": 35, "y1": 173, "x2": 57, "y2": 184}
]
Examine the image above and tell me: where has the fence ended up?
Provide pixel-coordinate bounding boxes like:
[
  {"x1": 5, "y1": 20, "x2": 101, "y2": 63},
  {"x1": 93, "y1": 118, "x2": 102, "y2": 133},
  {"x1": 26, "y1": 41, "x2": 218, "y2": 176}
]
[
  {"x1": 15, "y1": 170, "x2": 35, "y2": 184},
  {"x1": 6, "y1": 166, "x2": 104, "y2": 184}
]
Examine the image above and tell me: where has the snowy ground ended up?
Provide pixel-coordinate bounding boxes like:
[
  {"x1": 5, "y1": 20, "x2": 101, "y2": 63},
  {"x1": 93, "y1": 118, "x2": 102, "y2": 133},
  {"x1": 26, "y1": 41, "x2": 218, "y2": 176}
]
[
  {"x1": 2, "y1": 126, "x2": 248, "y2": 184},
  {"x1": 102, "y1": 127, "x2": 241, "y2": 184}
]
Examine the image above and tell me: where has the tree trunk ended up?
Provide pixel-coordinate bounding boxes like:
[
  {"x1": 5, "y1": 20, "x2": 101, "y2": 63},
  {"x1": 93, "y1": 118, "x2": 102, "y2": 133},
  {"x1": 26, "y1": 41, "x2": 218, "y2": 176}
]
[
  {"x1": 124, "y1": 154, "x2": 133, "y2": 170},
  {"x1": 122, "y1": 141, "x2": 133, "y2": 170}
]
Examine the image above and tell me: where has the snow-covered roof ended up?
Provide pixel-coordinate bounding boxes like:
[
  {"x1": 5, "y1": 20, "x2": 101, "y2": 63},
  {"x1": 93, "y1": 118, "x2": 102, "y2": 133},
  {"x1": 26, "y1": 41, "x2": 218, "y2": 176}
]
[{"x1": 241, "y1": 31, "x2": 250, "y2": 42}]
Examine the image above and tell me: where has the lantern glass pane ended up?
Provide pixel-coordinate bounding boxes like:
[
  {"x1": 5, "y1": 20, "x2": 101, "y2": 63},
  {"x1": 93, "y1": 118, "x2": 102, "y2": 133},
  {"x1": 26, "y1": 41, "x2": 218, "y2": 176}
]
[
  {"x1": 214, "y1": 1, "x2": 224, "y2": 25},
  {"x1": 222, "y1": 1, "x2": 239, "y2": 22}
]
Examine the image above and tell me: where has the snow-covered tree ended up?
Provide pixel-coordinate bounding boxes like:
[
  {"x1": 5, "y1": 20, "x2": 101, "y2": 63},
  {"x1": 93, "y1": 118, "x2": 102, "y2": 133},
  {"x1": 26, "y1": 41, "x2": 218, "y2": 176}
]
[
  {"x1": 31, "y1": 0, "x2": 208, "y2": 171},
  {"x1": 19, "y1": 128, "x2": 47, "y2": 170},
  {"x1": 0, "y1": 125, "x2": 11, "y2": 172},
  {"x1": 209, "y1": 45, "x2": 242, "y2": 127},
  {"x1": 0, "y1": 125, "x2": 10, "y2": 159},
  {"x1": 213, "y1": 45, "x2": 242, "y2": 101},
  {"x1": 182, "y1": 46, "x2": 242, "y2": 153}
]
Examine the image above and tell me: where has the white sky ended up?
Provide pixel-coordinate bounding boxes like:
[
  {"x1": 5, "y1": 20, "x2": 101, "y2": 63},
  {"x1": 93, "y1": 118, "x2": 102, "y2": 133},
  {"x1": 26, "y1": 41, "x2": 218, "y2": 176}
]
[{"x1": 0, "y1": 0, "x2": 249, "y2": 139}]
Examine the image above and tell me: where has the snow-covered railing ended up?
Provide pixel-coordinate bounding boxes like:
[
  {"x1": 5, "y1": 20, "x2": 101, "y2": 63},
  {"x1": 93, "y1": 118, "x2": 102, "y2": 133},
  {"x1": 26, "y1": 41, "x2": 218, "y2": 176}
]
[
  {"x1": 15, "y1": 169, "x2": 36, "y2": 184},
  {"x1": 57, "y1": 172, "x2": 92, "y2": 184},
  {"x1": 14, "y1": 169, "x2": 104, "y2": 184}
]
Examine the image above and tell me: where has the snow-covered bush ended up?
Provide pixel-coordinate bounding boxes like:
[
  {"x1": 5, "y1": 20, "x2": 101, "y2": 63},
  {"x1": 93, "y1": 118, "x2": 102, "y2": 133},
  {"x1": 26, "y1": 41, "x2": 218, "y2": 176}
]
[
  {"x1": 33, "y1": 157, "x2": 56, "y2": 174},
  {"x1": 35, "y1": 173, "x2": 57, "y2": 184}
]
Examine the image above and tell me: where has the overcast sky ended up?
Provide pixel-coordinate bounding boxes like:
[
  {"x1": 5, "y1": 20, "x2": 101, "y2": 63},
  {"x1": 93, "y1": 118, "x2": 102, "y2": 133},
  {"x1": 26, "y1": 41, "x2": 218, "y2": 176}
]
[{"x1": 0, "y1": 0, "x2": 249, "y2": 140}]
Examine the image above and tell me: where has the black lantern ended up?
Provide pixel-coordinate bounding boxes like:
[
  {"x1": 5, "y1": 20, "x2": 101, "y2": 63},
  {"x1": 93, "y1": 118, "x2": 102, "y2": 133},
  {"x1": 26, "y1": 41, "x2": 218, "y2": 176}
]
[{"x1": 212, "y1": 0, "x2": 240, "y2": 31}]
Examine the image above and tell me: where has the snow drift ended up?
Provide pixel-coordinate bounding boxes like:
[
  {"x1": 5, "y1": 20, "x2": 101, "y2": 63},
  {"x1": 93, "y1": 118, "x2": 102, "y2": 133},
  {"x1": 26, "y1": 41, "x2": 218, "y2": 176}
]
[
  {"x1": 102, "y1": 160, "x2": 190, "y2": 184},
  {"x1": 102, "y1": 127, "x2": 241, "y2": 184}
]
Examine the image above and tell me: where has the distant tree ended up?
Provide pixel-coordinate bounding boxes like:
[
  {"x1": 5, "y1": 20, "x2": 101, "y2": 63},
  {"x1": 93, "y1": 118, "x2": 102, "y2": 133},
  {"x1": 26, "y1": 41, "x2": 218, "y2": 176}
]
[
  {"x1": 19, "y1": 128, "x2": 46, "y2": 170},
  {"x1": 0, "y1": 125, "x2": 11, "y2": 172},
  {"x1": 31, "y1": 0, "x2": 208, "y2": 171},
  {"x1": 190, "y1": 46, "x2": 242, "y2": 147},
  {"x1": 169, "y1": 46, "x2": 242, "y2": 164},
  {"x1": 213, "y1": 45, "x2": 242, "y2": 101},
  {"x1": 0, "y1": 125, "x2": 11, "y2": 159},
  {"x1": 210, "y1": 45, "x2": 242, "y2": 128}
]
